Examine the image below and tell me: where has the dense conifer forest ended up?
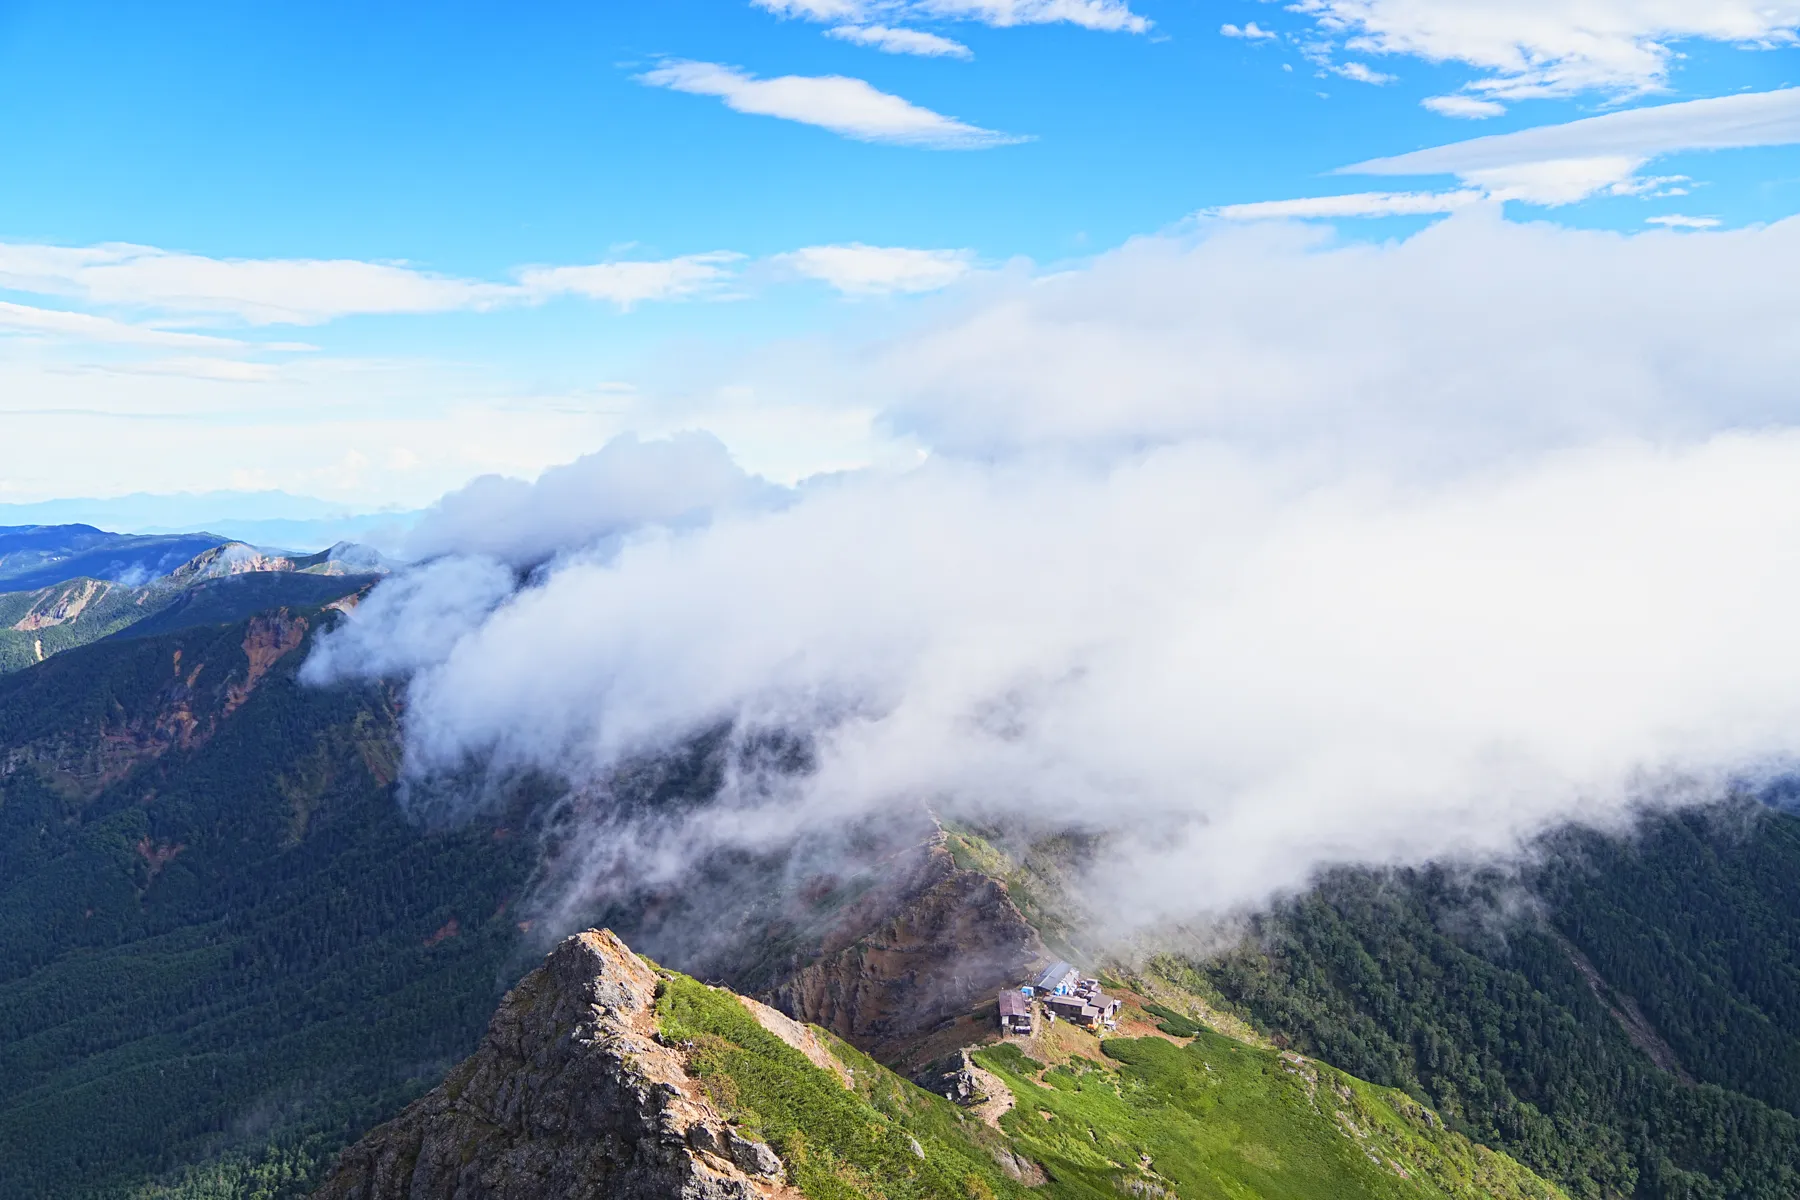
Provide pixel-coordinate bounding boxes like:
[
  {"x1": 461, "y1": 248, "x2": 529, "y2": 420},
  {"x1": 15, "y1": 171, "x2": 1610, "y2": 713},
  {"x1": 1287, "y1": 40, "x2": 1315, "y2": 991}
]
[
  {"x1": 1190, "y1": 808, "x2": 1800, "y2": 1199},
  {"x1": 0, "y1": 616, "x2": 536, "y2": 1198},
  {"x1": 2, "y1": 609, "x2": 1799, "y2": 1199}
]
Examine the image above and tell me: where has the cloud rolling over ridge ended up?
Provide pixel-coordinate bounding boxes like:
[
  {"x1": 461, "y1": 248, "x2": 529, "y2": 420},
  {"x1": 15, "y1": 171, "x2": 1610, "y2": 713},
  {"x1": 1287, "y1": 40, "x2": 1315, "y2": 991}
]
[{"x1": 308, "y1": 212, "x2": 1800, "y2": 932}]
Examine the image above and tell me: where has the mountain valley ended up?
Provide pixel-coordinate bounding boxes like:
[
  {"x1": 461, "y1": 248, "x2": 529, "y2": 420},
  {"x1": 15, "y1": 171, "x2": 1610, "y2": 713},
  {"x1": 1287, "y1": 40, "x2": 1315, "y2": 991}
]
[{"x1": 0, "y1": 549, "x2": 1797, "y2": 1199}]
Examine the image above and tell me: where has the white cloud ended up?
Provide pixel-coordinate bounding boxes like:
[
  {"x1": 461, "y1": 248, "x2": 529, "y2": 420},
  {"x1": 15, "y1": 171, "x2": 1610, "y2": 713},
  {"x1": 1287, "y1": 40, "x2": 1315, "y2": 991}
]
[
  {"x1": 401, "y1": 432, "x2": 784, "y2": 567},
  {"x1": 1423, "y1": 94, "x2": 1506, "y2": 119},
  {"x1": 1289, "y1": 0, "x2": 1800, "y2": 100},
  {"x1": 111, "y1": 356, "x2": 280, "y2": 383},
  {"x1": 826, "y1": 24, "x2": 973, "y2": 56},
  {"x1": 755, "y1": 0, "x2": 864, "y2": 17},
  {"x1": 755, "y1": 0, "x2": 1148, "y2": 33},
  {"x1": 837, "y1": 214, "x2": 1800, "y2": 460},
  {"x1": 302, "y1": 556, "x2": 519, "y2": 684},
  {"x1": 306, "y1": 213, "x2": 1800, "y2": 935},
  {"x1": 1458, "y1": 155, "x2": 1651, "y2": 205},
  {"x1": 636, "y1": 59, "x2": 1023, "y2": 148},
  {"x1": 0, "y1": 240, "x2": 766, "y2": 325},
  {"x1": 773, "y1": 243, "x2": 975, "y2": 294},
  {"x1": 1333, "y1": 61, "x2": 1394, "y2": 84},
  {"x1": 1210, "y1": 189, "x2": 1486, "y2": 220},
  {"x1": 518, "y1": 253, "x2": 745, "y2": 308},
  {"x1": 918, "y1": 0, "x2": 1147, "y2": 30},
  {"x1": 0, "y1": 241, "x2": 512, "y2": 326},
  {"x1": 1221, "y1": 22, "x2": 1277, "y2": 40},
  {"x1": 1648, "y1": 213, "x2": 1722, "y2": 228},
  {"x1": 1346, "y1": 86, "x2": 1800, "y2": 202},
  {"x1": 0, "y1": 299, "x2": 249, "y2": 347}
]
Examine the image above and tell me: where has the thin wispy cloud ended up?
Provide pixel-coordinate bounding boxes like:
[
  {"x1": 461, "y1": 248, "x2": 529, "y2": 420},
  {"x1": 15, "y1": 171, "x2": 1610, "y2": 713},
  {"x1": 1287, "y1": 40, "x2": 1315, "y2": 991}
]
[
  {"x1": 0, "y1": 299, "x2": 249, "y2": 348},
  {"x1": 0, "y1": 242, "x2": 512, "y2": 326},
  {"x1": 1423, "y1": 94, "x2": 1505, "y2": 119},
  {"x1": 636, "y1": 59, "x2": 1024, "y2": 148},
  {"x1": 754, "y1": 0, "x2": 1148, "y2": 33},
  {"x1": 1345, "y1": 86, "x2": 1800, "y2": 203},
  {"x1": 0, "y1": 236, "x2": 981, "y2": 347},
  {"x1": 1289, "y1": 0, "x2": 1800, "y2": 107},
  {"x1": 518, "y1": 253, "x2": 747, "y2": 309},
  {"x1": 825, "y1": 23, "x2": 973, "y2": 58},
  {"x1": 1211, "y1": 190, "x2": 1486, "y2": 220},
  {"x1": 773, "y1": 243, "x2": 975, "y2": 293},
  {"x1": 1333, "y1": 61, "x2": 1394, "y2": 85},
  {"x1": 1648, "y1": 214, "x2": 1722, "y2": 229}
]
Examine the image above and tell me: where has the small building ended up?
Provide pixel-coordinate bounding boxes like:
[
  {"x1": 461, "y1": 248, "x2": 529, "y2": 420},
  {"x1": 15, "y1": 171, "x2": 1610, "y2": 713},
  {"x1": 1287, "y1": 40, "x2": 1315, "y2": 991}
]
[
  {"x1": 998, "y1": 989, "x2": 1034, "y2": 1036},
  {"x1": 1033, "y1": 961, "x2": 1079, "y2": 995},
  {"x1": 1043, "y1": 989, "x2": 1122, "y2": 1031}
]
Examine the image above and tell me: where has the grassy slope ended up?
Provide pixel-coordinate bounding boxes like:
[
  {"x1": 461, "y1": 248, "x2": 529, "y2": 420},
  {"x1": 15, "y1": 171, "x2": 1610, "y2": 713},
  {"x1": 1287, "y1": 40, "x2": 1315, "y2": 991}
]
[{"x1": 654, "y1": 967, "x2": 1564, "y2": 1200}]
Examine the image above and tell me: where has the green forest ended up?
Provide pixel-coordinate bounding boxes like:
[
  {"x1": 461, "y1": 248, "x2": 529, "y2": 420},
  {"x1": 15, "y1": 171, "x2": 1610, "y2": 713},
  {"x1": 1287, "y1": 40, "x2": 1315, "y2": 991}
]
[
  {"x1": 3, "y1": 606, "x2": 1800, "y2": 1199},
  {"x1": 0, "y1": 614, "x2": 537, "y2": 1199},
  {"x1": 1186, "y1": 808, "x2": 1800, "y2": 1199}
]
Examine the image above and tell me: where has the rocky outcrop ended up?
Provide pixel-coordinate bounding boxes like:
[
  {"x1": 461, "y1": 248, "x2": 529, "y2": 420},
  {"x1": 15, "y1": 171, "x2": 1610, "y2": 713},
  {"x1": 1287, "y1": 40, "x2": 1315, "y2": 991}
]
[
  {"x1": 10, "y1": 578, "x2": 109, "y2": 630},
  {"x1": 313, "y1": 930, "x2": 794, "y2": 1200},
  {"x1": 772, "y1": 836, "x2": 1043, "y2": 1065}
]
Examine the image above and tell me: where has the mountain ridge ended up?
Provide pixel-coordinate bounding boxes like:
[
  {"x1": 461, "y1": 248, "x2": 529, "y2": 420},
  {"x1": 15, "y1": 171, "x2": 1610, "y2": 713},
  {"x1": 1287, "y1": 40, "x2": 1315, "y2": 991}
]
[
  {"x1": 0, "y1": 607, "x2": 1797, "y2": 1197},
  {"x1": 313, "y1": 925, "x2": 1568, "y2": 1200}
]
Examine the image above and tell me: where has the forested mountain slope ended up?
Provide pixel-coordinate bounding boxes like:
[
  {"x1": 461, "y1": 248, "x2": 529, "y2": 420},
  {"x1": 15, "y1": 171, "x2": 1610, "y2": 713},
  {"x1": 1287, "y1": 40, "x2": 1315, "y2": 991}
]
[
  {"x1": 0, "y1": 611, "x2": 536, "y2": 1199},
  {"x1": 0, "y1": 540, "x2": 382, "y2": 673},
  {"x1": 0, "y1": 606, "x2": 1798, "y2": 1199},
  {"x1": 1171, "y1": 807, "x2": 1800, "y2": 1199}
]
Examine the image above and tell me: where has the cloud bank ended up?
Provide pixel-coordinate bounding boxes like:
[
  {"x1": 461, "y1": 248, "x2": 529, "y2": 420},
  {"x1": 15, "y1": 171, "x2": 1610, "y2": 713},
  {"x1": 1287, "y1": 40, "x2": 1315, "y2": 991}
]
[{"x1": 309, "y1": 211, "x2": 1800, "y2": 934}]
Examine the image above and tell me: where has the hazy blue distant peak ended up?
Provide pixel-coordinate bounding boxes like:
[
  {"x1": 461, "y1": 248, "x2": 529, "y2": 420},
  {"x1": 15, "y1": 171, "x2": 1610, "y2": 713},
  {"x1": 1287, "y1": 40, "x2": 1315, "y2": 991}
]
[
  {"x1": 0, "y1": 491, "x2": 418, "y2": 535},
  {"x1": 0, "y1": 526, "x2": 230, "y2": 591}
]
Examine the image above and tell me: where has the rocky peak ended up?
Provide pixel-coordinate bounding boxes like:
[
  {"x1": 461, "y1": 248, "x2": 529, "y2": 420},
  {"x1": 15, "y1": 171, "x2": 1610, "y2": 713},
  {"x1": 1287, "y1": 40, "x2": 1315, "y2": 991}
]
[{"x1": 313, "y1": 930, "x2": 794, "y2": 1200}]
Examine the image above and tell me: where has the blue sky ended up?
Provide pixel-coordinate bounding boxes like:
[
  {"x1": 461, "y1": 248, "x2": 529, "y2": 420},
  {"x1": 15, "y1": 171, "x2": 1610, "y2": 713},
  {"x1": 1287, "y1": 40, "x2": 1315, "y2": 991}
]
[{"x1": 2, "y1": 0, "x2": 1799, "y2": 518}]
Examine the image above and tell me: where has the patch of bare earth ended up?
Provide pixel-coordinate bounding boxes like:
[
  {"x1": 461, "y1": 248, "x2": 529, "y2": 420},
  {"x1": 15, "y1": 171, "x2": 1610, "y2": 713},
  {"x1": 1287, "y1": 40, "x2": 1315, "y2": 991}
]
[{"x1": 1560, "y1": 937, "x2": 1693, "y2": 1082}]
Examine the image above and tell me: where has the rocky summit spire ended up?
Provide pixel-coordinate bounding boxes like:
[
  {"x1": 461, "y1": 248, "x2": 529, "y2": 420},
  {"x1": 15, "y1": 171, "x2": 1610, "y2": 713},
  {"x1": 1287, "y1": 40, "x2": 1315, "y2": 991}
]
[{"x1": 312, "y1": 929, "x2": 788, "y2": 1200}]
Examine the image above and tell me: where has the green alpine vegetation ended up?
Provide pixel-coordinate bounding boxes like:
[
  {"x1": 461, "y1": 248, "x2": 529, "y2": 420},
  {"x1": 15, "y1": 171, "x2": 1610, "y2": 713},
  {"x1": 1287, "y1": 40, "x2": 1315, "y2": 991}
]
[{"x1": 657, "y1": 961, "x2": 1566, "y2": 1200}]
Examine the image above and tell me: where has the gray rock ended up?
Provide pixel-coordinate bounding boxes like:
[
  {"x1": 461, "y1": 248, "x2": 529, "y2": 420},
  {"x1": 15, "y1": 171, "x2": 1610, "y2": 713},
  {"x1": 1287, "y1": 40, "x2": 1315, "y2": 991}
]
[
  {"x1": 311, "y1": 930, "x2": 771, "y2": 1200},
  {"x1": 724, "y1": 1132, "x2": 784, "y2": 1178}
]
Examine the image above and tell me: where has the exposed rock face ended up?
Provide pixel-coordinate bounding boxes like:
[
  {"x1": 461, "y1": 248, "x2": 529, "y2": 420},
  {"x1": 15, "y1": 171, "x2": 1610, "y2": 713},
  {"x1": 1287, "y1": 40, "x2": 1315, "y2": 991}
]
[
  {"x1": 313, "y1": 930, "x2": 792, "y2": 1200},
  {"x1": 10, "y1": 578, "x2": 109, "y2": 631},
  {"x1": 0, "y1": 611, "x2": 313, "y2": 797},
  {"x1": 772, "y1": 836, "x2": 1043, "y2": 1065}
]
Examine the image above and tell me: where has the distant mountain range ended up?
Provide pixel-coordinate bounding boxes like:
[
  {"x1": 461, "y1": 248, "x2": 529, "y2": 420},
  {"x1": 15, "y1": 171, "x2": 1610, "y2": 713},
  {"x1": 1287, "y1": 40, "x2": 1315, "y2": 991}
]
[
  {"x1": 0, "y1": 491, "x2": 421, "y2": 555},
  {"x1": 0, "y1": 525, "x2": 389, "y2": 673},
  {"x1": 0, "y1": 525, "x2": 231, "y2": 592}
]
